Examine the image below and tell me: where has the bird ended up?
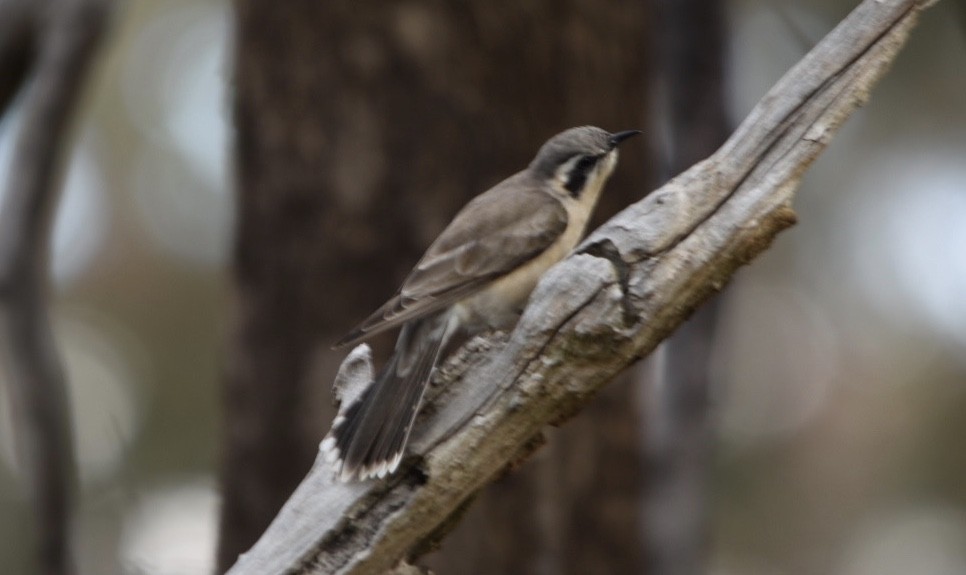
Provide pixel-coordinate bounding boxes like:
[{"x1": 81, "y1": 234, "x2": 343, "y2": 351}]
[{"x1": 321, "y1": 126, "x2": 641, "y2": 481}]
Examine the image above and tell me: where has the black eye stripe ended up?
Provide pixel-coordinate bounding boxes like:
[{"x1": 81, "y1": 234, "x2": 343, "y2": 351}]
[
  {"x1": 575, "y1": 155, "x2": 596, "y2": 171},
  {"x1": 564, "y1": 154, "x2": 601, "y2": 196}
]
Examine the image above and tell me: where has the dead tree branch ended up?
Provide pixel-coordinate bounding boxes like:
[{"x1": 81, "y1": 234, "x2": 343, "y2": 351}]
[
  {"x1": 0, "y1": 1, "x2": 111, "y2": 574},
  {"x1": 226, "y1": 0, "x2": 936, "y2": 573}
]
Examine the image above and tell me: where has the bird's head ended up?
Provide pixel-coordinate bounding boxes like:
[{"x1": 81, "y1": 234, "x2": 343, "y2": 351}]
[{"x1": 529, "y1": 126, "x2": 641, "y2": 199}]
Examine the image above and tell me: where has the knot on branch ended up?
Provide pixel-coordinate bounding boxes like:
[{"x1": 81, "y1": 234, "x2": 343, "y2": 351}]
[{"x1": 577, "y1": 238, "x2": 637, "y2": 328}]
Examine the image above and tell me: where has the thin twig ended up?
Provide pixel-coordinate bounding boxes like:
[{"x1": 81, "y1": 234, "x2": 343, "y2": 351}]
[{"x1": 0, "y1": 1, "x2": 111, "y2": 574}]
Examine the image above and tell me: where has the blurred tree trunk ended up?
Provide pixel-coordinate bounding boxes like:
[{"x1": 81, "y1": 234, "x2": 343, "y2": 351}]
[
  {"x1": 220, "y1": 1, "x2": 652, "y2": 572},
  {"x1": 642, "y1": 1, "x2": 729, "y2": 574}
]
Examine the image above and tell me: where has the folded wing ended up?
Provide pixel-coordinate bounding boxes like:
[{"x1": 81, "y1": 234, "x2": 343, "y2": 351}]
[{"x1": 336, "y1": 175, "x2": 566, "y2": 347}]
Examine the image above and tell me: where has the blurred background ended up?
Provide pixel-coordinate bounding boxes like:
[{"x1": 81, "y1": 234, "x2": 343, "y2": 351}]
[{"x1": 0, "y1": 0, "x2": 964, "y2": 573}]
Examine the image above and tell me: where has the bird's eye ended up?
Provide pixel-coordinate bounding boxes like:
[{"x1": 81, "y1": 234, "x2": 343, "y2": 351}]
[{"x1": 574, "y1": 155, "x2": 597, "y2": 172}]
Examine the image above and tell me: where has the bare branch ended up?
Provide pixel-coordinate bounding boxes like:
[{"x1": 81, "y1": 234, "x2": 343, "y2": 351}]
[
  {"x1": 0, "y1": 0, "x2": 111, "y2": 573},
  {"x1": 226, "y1": 0, "x2": 936, "y2": 573}
]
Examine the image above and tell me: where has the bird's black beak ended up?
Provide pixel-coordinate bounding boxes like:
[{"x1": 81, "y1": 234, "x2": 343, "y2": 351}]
[{"x1": 608, "y1": 129, "x2": 642, "y2": 148}]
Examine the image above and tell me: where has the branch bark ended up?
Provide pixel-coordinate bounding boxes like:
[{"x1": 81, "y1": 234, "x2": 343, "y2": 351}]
[
  {"x1": 0, "y1": 1, "x2": 110, "y2": 574},
  {"x1": 226, "y1": 0, "x2": 936, "y2": 572}
]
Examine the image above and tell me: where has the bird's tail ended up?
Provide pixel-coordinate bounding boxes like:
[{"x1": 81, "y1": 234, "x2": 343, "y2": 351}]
[{"x1": 322, "y1": 313, "x2": 457, "y2": 481}]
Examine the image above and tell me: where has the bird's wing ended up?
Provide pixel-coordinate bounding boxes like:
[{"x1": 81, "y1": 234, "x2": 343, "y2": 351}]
[{"x1": 336, "y1": 176, "x2": 567, "y2": 347}]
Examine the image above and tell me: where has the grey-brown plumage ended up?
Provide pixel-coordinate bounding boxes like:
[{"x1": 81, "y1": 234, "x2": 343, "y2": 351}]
[
  {"x1": 322, "y1": 126, "x2": 641, "y2": 481},
  {"x1": 335, "y1": 174, "x2": 568, "y2": 348}
]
